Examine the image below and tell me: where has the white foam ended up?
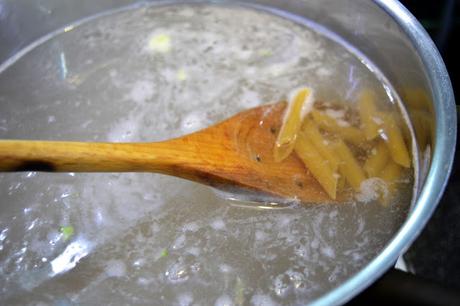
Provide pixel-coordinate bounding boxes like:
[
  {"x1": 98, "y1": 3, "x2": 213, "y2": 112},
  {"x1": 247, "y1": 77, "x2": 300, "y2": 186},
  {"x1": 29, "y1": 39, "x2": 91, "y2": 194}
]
[
  {"x1": 239, "y1": 90, "x2": 262, "y2": 108},
  {"x1": 107, "y1": 116, "x2": 141, "y2": 142},
  {"x1": 172, "y1": 234, "x2": 186, "y2": 250},
  {"x1": 105, "y1": 259, "x2": 126, "y2": 278},
  {"x1": 316, "y1": 67, "x2": 333, "y2": 77},
  {"x1": 210, "y1": 218, "x2": 226, "y2": 230},
  {"x1": 177, "y1": 292, "x2": 194, "y2": 306},
  {"x1": 219, "y1": 264, "x2": 232, "y2": 273},
  {"x1": 181, "y1": 111, "x2": 210, "y2": 133},
  {"x1": 183, "y1": 222, "x2": 199, "y2": 232},
  {"x1": 255, "y1": 230, "x2": 267, "y2": 242},
  {"x1": 215, "y1": 295, "x2": 233, "y2": 306},
  {"x1": 186, "y1": 247, "x2": 201, "y2": 256},
  {"x1": 132, "y1": 258, "x2": 145, "y2": 267},
  {"x1": 165, "y1": 262, "x2": 191, "y2": 283},
  {"x1": 325, "y1": 108, "x2": 345, "y2": 119},
  {"x1": 273, "y1": 274, "x2": 290, "y2": 297},
  {"x1": 137, "y1": 277, "x2": 154, "y2": 286},
  {"x1": 321, "y1": 245, "x2": 335, "y2": 258},
  {"x1": 355, "y1": 178, "x2": 388, "y2": 203},
  {"x1": 251, "y1": 294, "x2": 279, "y2": 306},
  {"x1": 127, "y1": 80, "x2": 155, "y2": 104}
]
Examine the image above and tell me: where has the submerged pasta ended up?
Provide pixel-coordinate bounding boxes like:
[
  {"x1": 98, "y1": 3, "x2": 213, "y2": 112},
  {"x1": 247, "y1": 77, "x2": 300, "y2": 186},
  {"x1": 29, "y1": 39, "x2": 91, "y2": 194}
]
[{"x1": 274, "y1": 88, "x2": 412, "y2": 204}]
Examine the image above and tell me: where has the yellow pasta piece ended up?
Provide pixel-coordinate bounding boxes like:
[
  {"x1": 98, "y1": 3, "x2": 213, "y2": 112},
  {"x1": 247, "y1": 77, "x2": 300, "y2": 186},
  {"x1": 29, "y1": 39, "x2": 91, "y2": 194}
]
[
  {"x1": 301, "y1": 119, "x2": 340, "y2": 172},
  {"x1": 364, "y1": 140, "x2": 390, "y2": 177},
  {"x1": 310, "y1": 109, "x2": 365, "y2": 146},
  {"x1": 404, "y1": 88, "x2": 432, "y2": 112},
  {"x1": 403, "y1": 87, "x2": 434, "y2": 147},
  {"x1": 403, "y1": 88, "x2": 434, "y2": 148},
  {"x1": 380, "y1": 112, "x2": 411, "y2": 168},
  {"x1": 295, "y1": 133, "x2": 338, "y2": 199},
  {"x1": 274, "y1": 87, "x2": 314, "y2": 162},
  {"x1": 358, "y1": 90, "x2": 382, "y2": 140},
  {"x1": 379, "y1": 160, "x2": 402, "y2": 183},
  {"x1": 332, "y1": 139, "x2": 367, "y2": 192}
]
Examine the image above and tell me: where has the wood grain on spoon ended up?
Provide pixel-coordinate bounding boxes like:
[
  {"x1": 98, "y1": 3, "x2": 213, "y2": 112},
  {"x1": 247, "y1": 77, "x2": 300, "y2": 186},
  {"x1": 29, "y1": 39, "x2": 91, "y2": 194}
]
[{"x1": 0, "y1": 102, "x2": 335, "y2": 203}]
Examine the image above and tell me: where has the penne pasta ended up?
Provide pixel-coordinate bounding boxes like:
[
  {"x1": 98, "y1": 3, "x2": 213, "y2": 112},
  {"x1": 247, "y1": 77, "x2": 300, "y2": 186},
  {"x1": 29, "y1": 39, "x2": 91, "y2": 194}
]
[
  {"x1": 332, "y1": 139, "x2": 367, "y2": 192},
  {"x1": 272, "y1": 86, "x2": 412, "y2": 204},
  {"x1": 274, "y1": 87, "x2": 314, "y2": 162},
  {"x1": 301, "y1": 119, "x2": 340, "y2": 172},
  {"x1": 380, "y1": 112, "x2": 411, "y2": 168},
  {"x1": 358, "y1": 90, "x2": 382, "y2": 140},
  {"x1": 404, "y1": 88, "x2": 432, "y2": 111},
  {"x1": 364, "y1": 140, "x2": 389, "y2": 177},
  {"x1": 310, "y1": 109, "x2": 365, "y2": 146},
  {"x1": 379, "y1": 160, "x2": 402, "y2": 183},
  {"x1": 295, "y1": 132, "x2": 338, "y2": 199}
]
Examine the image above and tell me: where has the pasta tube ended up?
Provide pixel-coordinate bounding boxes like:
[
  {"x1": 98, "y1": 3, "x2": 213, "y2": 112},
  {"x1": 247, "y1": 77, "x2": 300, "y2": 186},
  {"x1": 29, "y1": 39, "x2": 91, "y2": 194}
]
[
  {"x1": 301, "y1": 119, "x2": 340, "y2": 172},
  {"x1": 332, "y1": 139, "x2": 367, "y2": 192},
  {"x1": 310, "y1": 109, "x2": 365, "y2": 146},
  {"x1": 295, "y1": 132, "x2": 338, "y2": 199},
  {"x1": 380, "y1": 112, "x2": 411, "y2": 168},
  {"x1": 380, "y1": 160, "x2": 402, "y2": 183},
  {"x1": 364, "y1": 140, "x2": 390, "y2": 177},
  {"x1": 274, "y1": 87, "x2": 314, "y2": 162}
]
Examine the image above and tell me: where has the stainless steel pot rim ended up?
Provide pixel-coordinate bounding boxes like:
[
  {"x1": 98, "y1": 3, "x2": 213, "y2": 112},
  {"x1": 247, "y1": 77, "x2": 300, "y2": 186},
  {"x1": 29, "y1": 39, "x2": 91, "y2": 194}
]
[{"x1": 312, "y1": 0, "x2": 456, "y2": 305}]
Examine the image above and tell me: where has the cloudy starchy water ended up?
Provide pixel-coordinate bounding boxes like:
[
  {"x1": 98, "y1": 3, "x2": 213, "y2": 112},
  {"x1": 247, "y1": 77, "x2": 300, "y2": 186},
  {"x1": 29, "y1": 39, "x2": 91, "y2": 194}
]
[{"x1": 0, "y1": 4, "x2": 412, "y2": 305}]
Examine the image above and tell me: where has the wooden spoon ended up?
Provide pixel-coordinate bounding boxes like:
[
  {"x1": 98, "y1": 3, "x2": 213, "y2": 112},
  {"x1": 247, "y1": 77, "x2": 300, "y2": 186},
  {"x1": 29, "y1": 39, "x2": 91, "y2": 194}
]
[{"x1": 0, "y1": 102, "x2": 334, "y2": 203}]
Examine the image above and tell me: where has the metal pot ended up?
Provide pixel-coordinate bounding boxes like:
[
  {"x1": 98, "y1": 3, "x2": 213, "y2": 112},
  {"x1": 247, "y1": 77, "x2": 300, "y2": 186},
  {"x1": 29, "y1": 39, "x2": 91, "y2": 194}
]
[{"x1": 0, "y1": 0, "x2": 456, "y2": 305}]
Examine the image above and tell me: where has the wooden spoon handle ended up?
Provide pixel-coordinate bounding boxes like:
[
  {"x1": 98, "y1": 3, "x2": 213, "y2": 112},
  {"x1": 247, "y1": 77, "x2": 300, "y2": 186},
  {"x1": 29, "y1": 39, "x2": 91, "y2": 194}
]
[{"x1": 0, "y1": 139, "x2": 185, "y2": 173}]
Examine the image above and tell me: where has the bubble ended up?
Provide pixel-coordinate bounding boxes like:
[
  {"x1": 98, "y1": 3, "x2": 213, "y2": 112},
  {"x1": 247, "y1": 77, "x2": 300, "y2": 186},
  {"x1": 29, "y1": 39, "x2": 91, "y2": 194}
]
[
  {"x1": 172, "y1": 234, "x2": 186, "y2": 250},
  {"x1": 165, "y1": 259, "x2": 198, "y2": 283},
  {"x1": 286, "y1": 270, "x2": 306, "y2": 290},
  {"x1": 272, "y1": 274, "x2": 290, "y2": 297}
]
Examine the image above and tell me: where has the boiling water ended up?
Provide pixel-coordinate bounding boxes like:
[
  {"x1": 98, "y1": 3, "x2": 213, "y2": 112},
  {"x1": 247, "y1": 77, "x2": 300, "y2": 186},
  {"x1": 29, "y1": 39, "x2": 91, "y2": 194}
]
[{"x1": 0, "y1": 4, "x2": 413, "y2": 305}]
